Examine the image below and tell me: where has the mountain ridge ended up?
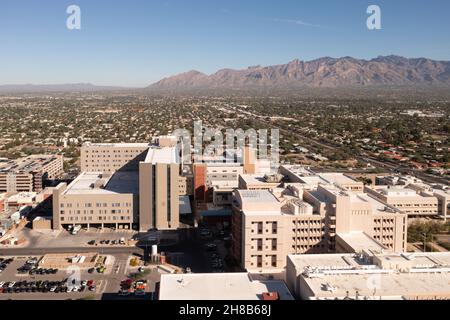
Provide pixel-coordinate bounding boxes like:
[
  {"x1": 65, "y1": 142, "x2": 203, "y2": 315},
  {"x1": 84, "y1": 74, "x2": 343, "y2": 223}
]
[{"x1": 148, "y1": 55, "x2": 450, "y2": 90}]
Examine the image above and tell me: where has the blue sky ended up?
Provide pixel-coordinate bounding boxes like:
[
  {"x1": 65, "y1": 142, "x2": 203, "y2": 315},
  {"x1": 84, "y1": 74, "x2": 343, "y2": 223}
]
[{"x1": 1, "y1": 0, "x2": 449, "y2": 87}]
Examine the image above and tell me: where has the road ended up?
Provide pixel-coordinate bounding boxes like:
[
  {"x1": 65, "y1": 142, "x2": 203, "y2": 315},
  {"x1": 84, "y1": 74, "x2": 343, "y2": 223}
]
[
  {"x1": 0, "y1": 246, "x2": 143, "y2": 256},
  {"x1": 250, "y1": 114, "x2": 449, "y2": 185}
]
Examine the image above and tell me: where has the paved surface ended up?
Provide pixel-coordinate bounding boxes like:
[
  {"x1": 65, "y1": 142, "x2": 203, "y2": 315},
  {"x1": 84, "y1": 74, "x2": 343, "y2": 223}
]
[
  {"x1": 0, "y1": 253, "x2": 159, "y2": 300},
  {"x1": 19, "y1": 228, "x2": 137, "y2": 249}
]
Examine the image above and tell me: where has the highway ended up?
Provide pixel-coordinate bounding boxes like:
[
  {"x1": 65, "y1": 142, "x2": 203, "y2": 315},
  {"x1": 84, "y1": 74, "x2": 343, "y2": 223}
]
[{"x1": 251, "y1": 116, "x2": 449, "y2": 185}]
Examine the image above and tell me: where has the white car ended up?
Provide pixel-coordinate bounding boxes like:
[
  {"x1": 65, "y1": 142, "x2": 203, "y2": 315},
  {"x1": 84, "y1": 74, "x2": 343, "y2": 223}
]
[
  {"x1": 81, "y1": 280, "x2": 87, "y2": 286},
  {"x1": 8, "y1": 281, "x2": 15, "y2": 288},
  {"x1": 0, "y1": 281, "x2": 5, "y2": 287},
  {"x1": 67, "y1": 286, "x2": 73, "y2": 293},
  {"x1": 50, "y1": 286, "x2": 57, "y2": 292}
]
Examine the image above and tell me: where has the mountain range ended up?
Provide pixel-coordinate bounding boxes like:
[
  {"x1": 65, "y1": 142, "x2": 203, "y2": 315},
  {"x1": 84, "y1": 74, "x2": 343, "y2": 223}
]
[
  {"x1": 1, "y1": 56, "x2": 450, "y2": 94},
  {"x1": 0, "y1": 83, "x2": 129, "y2": 94},
  {"x1": 148, "y1": 55, "x2": 450, "y2": 90}
]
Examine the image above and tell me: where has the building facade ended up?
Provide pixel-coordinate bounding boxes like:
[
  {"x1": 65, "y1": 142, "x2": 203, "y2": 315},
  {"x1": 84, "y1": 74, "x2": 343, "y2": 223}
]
[{"x1": 0, "y1": 155, "x2": 63, "y2": 193}]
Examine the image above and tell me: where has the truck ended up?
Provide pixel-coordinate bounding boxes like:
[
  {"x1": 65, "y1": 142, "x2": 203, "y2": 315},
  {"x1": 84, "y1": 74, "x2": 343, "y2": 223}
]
[{"x1": 71, "y1": 225, "x2": 82, "y2": 235}]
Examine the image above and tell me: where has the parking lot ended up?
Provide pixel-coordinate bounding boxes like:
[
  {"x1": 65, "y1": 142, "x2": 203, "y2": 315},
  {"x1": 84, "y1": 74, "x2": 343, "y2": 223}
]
[
  {"x1": 0, "y1": 254, "x2": 160, "y2": 300},
  {"x1": 0, "y1": 256, "x2": 107, "y2": 300},
  {"x1": 159, "y1": 226, "x2": 232, "y2": 273}
]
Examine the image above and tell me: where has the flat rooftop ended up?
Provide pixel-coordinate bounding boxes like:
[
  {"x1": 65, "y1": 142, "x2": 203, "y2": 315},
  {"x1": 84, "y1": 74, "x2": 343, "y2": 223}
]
[
  {"x1": 319, "y1": 173, "x2": 361, "y2": 186},
  {"x1": 144, "y1": 146, "x2": 178, "y2": 164},
  {"x1": 0, "y1": 155, "x2": 60, "y2": 173},
  {"x1": 289, "y1": 252, "x2": 450, "y2": 272},
  {"x1": 378, "y1": 187, "x2": 419, "y2": 197},
  {"x1": 239, "y1": 174, "x2": 281, "y2": 186},
  {"x1": 302, "y1": 271, "x2": 450, "y2": 300},
  {"x1": 281, "y1": 165, "x2": 316, "y2": 177},
  {"x1": 237, "y1": 190, "x2": 279, "y2": 204},
  {"x1": 337, "y1": 232, "x2": 388, "y2": 254},
  {"x1": 159, "y1": 273, "x2": 294, "y2": 300},
  {"x1": 234, "y1": 190, "x2": 282, "y2": 215},
  {"x1": 82, "y1": 142, "x2": 149, "y2": 148},
  {"x1": 350, "y1": 193, "x2": 401, "y2": 215},
  {"x1": 64, "y1": 171, "x2": 139, "y2": 195},
  {"x1": 299, "y1": 176, "x2": 329, "y2": 186}
]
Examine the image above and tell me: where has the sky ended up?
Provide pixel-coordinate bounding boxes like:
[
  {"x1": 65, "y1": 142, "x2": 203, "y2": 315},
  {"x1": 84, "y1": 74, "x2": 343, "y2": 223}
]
[{"x1": 0, "y1": 0, "x2": 449, "y2": 87}]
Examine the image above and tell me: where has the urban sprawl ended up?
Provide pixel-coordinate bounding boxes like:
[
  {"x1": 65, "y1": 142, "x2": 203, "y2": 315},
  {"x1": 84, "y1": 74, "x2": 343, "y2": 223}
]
[{"x1": 0, "y1": 94, "x2": 449, "y2": 300}]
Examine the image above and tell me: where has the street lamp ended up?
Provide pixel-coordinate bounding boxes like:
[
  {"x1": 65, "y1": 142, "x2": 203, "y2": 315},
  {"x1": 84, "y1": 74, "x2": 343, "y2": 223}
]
[{"x1": 422, "y1": 232, "x2": 427, "y2": 252}]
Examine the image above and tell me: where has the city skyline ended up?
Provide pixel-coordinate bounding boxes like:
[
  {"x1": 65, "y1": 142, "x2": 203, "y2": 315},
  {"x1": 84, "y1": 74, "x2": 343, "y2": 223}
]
[{"x1": 1, "y1": 0, "x2": 450, "y2": 86}]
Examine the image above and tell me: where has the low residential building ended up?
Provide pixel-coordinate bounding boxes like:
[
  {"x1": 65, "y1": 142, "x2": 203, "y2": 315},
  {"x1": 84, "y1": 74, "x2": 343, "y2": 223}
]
[
  {"x1": 159, "y1": 272, "x2": 294, "y2": 300},
  {"x1": 286, "y1": 252, "x2": 450, "y2": 300}
]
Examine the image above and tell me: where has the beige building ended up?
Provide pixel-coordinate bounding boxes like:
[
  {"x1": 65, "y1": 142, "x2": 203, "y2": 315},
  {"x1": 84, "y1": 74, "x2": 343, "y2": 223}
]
[
  {"x1": 238, "y1": 174, "x2": 283, "y2": 190},
  {"x1": 138, "y1": 145, "x2": 180, "y2": 231},
  {"x1": 279, "y1": 165, "x2": 364, "y2": 192},
  {"x1": 407, "y1": 183, "x2": 450, "y2": 221},
  {"x1": 231, "y1": 165, "x2": 408, "y2": 273},
  {"x1": 81, "y1": 142, "x2": 149, "y2": 173},
  {"x1": 286, "y1": 252, "x2": 450, "y2": 300},
  {"x1": 53, "y1": 171, "x2": 138, "y2": 230},
  {"x1": 0, "y1": 155, "x2": 63, "y2": 193},
  {"x1": 364, "y1": 186, "x2": 439, "y2": 217},
  {"x1": 305, "y1": 185, "x2": 407, "y2": 252},
  {"x1": 232, "y1": 189, "x2": 327, "y2": 273},
  {"x1": 159, "y1": 272, "x2": 294, "y2": 300},
  {"x1": 67, "y1": 137, "x2": 183, "y2": 232}
]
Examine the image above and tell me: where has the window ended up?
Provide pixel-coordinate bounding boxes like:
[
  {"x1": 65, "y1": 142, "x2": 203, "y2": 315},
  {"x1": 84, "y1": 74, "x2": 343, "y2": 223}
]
[{"x1": 257, "y1": 239, "x2": 263, "y2": 251}]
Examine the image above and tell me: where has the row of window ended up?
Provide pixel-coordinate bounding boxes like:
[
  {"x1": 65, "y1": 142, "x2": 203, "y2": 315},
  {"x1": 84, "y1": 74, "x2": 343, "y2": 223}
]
[
  {"x1": 292, "y1": 220, "x2": 323, "y2": 227},
  {"x1": 394, "y1": 203, "x2": 437, "y2": 207},
  {"x1": 61, "y1": 203, "x2": 131, "y2": 208},
  {"x1": 60, "y1": 209, "x2": 130, "y2": 215},
  {"x1": 250, "y1": 255, "x2": 277, "y2": 268},
  {"x1": 292, "y1": 228, "x2": 324, "y2": 233},
  {"x1": 291, "y1": 244, "x2": 326, "y2": 251},
  {"x1": 84, "y1": 149, "x2": 142, "y2": 153},
  {"x1": 61, "y1": 216, "x2": 129, "y2": 222},
  {"x1": 293, "y1": 236, "x2": 325, "y2": 242}
]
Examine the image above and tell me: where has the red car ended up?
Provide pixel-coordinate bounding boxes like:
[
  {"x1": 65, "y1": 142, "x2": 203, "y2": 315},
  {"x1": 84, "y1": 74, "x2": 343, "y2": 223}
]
[{"x1": 87, "y1": 280, "x2": 95, "y2": 287}]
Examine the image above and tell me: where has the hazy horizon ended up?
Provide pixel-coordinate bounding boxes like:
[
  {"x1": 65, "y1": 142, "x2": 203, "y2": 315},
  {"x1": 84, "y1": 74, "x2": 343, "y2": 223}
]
[{"x1": 1, "y1": 0, "x2": 450, "y2": 87}]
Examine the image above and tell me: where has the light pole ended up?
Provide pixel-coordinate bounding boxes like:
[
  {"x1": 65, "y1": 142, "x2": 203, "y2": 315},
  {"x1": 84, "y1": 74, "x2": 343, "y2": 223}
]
[{"x1": 422, "y1": 232, "x2": 427, "y2": 252}]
